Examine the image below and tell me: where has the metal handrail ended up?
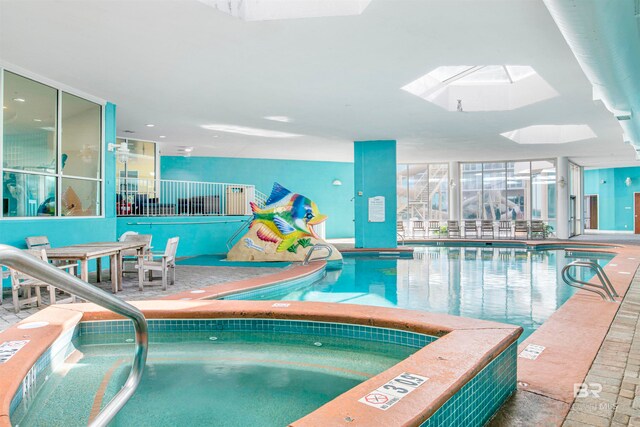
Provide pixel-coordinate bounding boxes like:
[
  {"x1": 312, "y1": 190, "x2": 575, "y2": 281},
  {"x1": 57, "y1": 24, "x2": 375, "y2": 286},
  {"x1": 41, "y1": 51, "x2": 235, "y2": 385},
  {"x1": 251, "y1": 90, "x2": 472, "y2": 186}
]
[
  {"x1": 302, "y1": 244, "x2": 333, "y2": 265},
  {"x1": 0, "y1": 245, "x2": 148, "y2": 427},
  {"x1": 226, "y1": 219, "x2": 251, "y2": 250},
  {"x1": 397, "y1": 232, "x2": 405, "y2": 246},
  {"x1": 561, "y1": 260, "x2": 618, "y2": 302}
]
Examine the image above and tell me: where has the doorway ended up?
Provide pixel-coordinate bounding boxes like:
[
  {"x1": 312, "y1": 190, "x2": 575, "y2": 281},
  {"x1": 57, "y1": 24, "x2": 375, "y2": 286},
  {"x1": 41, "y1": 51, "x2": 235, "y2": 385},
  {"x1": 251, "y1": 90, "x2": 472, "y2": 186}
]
[
  {"x1": 635, "y1": 193, "x2": 640, "y2": 234},
  {"x1": 584, "y1": 195, "x2": 598, "y2": 230},
  {"x1": 569, "y1": 196, "x2": 577, "y2": 237}
]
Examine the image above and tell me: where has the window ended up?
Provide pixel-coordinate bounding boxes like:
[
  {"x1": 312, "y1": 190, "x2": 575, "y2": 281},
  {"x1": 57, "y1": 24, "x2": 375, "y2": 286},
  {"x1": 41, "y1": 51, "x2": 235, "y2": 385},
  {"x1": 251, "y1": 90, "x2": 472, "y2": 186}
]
[
  {"x1": 460, "y1": 160, "x2": 556, "y2": 224},
  {"x1": 1, "y1": 70, "x2": 103, "y2": 218},
  {"x1": 396, "y1": 163, "x2": 448, "y2": 222},
  {"x1": 115, "y1": 138, "x2": 157, "y2": 205}
]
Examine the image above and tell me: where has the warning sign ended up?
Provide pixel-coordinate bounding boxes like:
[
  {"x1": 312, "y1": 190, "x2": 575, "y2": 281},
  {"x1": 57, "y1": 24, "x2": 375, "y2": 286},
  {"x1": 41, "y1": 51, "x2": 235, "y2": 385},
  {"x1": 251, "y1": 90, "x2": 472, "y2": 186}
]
[
  {"x1": 518, "y1": 344, "x2": 545, "y2": 360},
  {"x1": 358, "y1": 372, "x2": 428, "y2": 411}
]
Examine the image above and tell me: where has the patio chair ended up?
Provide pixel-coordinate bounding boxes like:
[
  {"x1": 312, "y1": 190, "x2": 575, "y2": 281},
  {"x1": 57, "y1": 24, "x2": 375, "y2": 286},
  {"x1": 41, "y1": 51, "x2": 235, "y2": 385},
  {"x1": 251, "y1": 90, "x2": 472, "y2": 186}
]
[
  {"x1": 464, "y1": 220, "x2": 478, "y2": 238},
  {"x1": 397, "y1": 221, "x2": 405, "y2": 240},
  {"x1": 447, "y1": 220, "x2": 461, "y2": 238},
  {"x1": 9, "y1": 249, "x2": 77, "y2": 313},
  {"x1": 25, "y1": 236, "x2": 76, "y2": 269},
  {"x1": 480, "y1": 220, "x2": 494, "y2": 239},
  {"x1": 530, "y1": 220, "x2": 546, "y2": 239},
  {"x1": 412, "y1": 220, "x2": 426, "y2": 239},
  {"x1": 136, "y1": 237, "x2": 179, "y2": 291},
  {"x1": 428, "y1": 221, "x2": 440, "y2": 238},
  {"x1": 498, "y1": 220, "x2": 512, "y2": 239},
  {"x1": 121, "y1": 234, "x2": 153, "y2": 276},
  {"x1": 514, "y1": 220, "x2": 529, "y2": 239}
]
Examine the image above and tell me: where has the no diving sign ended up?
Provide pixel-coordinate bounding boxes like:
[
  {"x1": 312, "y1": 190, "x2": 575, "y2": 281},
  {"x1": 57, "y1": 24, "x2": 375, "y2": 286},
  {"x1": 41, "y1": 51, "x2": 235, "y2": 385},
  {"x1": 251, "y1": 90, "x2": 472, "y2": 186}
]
[{"x1": 358, "y1": 372, "x2": 428, "y2": 411}]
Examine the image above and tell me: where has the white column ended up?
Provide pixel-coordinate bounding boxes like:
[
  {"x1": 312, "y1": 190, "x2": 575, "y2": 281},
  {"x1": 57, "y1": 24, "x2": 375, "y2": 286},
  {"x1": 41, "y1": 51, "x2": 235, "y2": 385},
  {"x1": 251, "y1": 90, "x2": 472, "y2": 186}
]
[
  {"x1": 578, "y1": 166, "x2": 585, "y2": 235},
  {"x1": 556, "y1": 156, "x2": 570, "y2": 239},
  {"x1": 449, "y1": 161, "x2": 460, "y2": 221}
]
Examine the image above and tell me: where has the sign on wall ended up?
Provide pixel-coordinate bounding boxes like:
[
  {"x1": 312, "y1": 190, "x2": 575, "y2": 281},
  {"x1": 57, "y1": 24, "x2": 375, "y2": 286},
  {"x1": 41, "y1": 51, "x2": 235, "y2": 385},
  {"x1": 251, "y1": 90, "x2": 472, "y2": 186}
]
[{"x1": 368, "y1": 196, "x2": 385, "y2": 222}]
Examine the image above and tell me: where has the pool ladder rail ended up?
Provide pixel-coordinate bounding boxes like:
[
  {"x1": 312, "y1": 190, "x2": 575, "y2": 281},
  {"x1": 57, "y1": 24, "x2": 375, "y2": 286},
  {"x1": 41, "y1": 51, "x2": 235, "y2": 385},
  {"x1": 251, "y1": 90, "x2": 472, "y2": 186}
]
[
  {"x1": 302, "y1": 244, "x2": 334, "y2": 265},
  {"x1": 0, "y1": 244, "x2": 149, "y2": 427},
  {"x1": 561, "y1": 260, "x2": 619, "y2": 302}
]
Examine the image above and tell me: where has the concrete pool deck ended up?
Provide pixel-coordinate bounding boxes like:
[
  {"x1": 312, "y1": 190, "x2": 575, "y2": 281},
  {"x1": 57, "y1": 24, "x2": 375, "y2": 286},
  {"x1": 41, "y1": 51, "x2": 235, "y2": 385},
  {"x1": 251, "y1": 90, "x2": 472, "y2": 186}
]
[{"x1": 2, "y1": 239, "x2": 640, "y2": 425}]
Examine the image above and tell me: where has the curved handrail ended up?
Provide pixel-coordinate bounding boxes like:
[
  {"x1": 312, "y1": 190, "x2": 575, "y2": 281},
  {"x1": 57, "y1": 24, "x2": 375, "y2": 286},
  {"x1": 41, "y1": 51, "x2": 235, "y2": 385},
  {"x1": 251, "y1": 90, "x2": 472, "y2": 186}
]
[
  {"x1": 303, "y1": 244, "x2": 333, "y2": 265},
  {"x1": 226, "y1": 219, "x2": 251, "y2": 250},
  {"x1": 0, "y1": 245, "x2": 148, "y2": 427},
  {"x1": 561, "y1": 260, "x2": 618, "y2": 302}
]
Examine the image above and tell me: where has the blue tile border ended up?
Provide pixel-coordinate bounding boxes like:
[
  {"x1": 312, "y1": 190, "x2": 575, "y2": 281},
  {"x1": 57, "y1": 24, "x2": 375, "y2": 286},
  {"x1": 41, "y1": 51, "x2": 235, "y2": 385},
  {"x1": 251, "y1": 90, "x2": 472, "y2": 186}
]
[
  {"x1": 79, "y1": 318, "x2": 437, "y2": 349},
  {"x1": 212, "y1": 267, "x2": 325, "y2": 300},
  {"x1": 420, "y1": 341, "x2": 518, "y2": 426},
  {"x1": 10, "y1": 327, "x2": 79, "y2": 418}
]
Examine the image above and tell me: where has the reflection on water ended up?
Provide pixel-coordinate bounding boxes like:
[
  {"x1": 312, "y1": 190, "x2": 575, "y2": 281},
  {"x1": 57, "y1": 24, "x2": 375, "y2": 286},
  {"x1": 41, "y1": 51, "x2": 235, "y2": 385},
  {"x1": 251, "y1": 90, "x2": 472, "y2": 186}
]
[{"x1": 269, "y1": 247, "x2": 611, "y2": 340}]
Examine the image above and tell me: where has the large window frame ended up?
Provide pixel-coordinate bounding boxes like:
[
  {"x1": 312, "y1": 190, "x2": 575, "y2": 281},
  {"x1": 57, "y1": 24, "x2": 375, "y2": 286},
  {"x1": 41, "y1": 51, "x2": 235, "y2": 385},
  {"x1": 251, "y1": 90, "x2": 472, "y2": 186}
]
[
  {"x1": 460, "y1": 159, "x2": 557, "y2": 224},
  {"x1": 397, "y1": 163, "x2": 449, "y2": 222},
  {"x1": 0, "y1": 66, "x2": 106, "y2": 220}
]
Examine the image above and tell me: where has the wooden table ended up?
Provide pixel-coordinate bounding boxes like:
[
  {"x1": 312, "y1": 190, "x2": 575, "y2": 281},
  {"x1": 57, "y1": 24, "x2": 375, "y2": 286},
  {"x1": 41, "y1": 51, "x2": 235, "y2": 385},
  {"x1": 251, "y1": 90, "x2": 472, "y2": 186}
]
[{"x1": 45, "y1": 241, "x2": 147, "y2": 293}]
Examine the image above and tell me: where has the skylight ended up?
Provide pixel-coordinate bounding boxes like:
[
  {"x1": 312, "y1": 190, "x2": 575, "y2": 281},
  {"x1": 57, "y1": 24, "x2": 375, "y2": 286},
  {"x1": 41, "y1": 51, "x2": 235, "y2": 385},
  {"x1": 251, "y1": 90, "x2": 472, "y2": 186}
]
[
  {"x1": 199, "y1": 0, "x2": 371, "y2": 21},
  {"x1": 501, "y1": 125, "x2": 596, "y2": 144},
  {"x1": 402, "y1": 65, "x2": 558, "y2": 112},
  {"x1": 201, "y1": 124, "x2": 301, "y2": 138}
]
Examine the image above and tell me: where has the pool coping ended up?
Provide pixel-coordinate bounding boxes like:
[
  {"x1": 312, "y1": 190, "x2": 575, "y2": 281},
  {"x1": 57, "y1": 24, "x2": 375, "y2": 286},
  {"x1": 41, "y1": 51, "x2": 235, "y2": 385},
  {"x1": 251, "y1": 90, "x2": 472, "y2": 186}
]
[
  {"x1": 167, "y1": 239, "x2": 640, "y2": 425},
  {"x1": 0, "y1": 301, "x2": 521, "y2": 426}
]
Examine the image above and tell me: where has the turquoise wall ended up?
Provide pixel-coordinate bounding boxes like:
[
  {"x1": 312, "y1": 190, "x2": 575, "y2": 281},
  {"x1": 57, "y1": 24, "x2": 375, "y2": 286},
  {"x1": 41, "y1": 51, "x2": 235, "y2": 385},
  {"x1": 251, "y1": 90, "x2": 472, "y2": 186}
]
[
  {"x1": 354, "y1": 140, "x2": 397, "y2": 248},
  {"x1": 116, "y1": 216, "x2": 248, "y2": 257},
  {"x1": 584, "y1": 167, "x2": 640, "y2": 231},
  {"x1": 161, "y1": 156, "x2": 354, "y2": 238}
]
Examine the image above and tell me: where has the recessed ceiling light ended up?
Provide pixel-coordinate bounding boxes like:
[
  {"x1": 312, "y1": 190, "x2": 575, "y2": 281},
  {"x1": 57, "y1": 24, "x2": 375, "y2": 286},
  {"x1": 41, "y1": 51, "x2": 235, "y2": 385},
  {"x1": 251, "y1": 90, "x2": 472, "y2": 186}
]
[
  {"x1": 263, "y1": 116, "x2": 293, "y2": 123},
  {"x1": 33, "y1": 119, "x2": 42, "y2": 122},
  {"x1": 201, "y1": 124, "x2": 301, "y2": 138},
  {"x1": 180, "y1": 147, "x2": 194, "y2": 153},
  {"x1": 146, "y1": 124, "x2": 155, "y2": 127},
  {"x1": 13, "y1": 98, "x2": 25, "y2": 102},
  {"x1": 213, "y1": 135, "x2": 219, "y2": 138},
  {"x1": 159, "y1": 135, "x2": 166, "y2": 138}
]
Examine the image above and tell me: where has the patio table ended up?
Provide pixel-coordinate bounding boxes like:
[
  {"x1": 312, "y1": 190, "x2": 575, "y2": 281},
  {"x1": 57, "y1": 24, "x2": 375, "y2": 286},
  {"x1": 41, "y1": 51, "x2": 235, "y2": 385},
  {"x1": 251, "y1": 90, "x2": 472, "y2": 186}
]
[{"x1": 45, "y1": 241, "x2": 147, "y2": 293}]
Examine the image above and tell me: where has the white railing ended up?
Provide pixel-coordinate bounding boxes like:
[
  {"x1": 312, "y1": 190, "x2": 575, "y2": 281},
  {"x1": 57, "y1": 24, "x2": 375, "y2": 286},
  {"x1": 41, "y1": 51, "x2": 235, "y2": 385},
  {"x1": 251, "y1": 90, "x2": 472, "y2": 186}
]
[{"x1": 116, "y1": 177, "x2": 267, "y2": 217}]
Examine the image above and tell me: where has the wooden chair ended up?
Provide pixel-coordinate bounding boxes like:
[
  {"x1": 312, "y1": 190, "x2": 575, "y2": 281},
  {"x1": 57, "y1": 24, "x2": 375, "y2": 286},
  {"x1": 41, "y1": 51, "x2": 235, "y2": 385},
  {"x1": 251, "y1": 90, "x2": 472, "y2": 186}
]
[
  {"x1": 9, "y1": 249, "x2": 77, "y2": 313},
  {"x1": 397, "y1": 221, "x2": 405, "y2": 239},
  {"x1": 121, "y1": 234, "x2": 153, "y2": 275},
  {"x1": 514, "y1": 220, "x2": 529, "y2": 239},
  {"x1": 25, "y1": 236, "x2": 76, "y2": 269},
  {"x1": 464, "y1": 220, "x2": 478, "y2": 238},
  {"x1": 498, "y1": 220, "x2": 512, "y2": 239},
  {"x1": 137, "y1": 237, "x2": 179, "y2": 291},
  {"x1": 447, "y1": 220, "x2": 461, "y2": 238},
  {"x1": 412, "y1": 220, "x2": 426, "y2": 239},
  {"x1": 480, "y1": 220, "x2": 494, "y2": 239},
  {"x1": 428, "y1": 221, "x2": 440, "y2": 238},
  {"x1": 530, "y1": 220, "x2": 546, "y2": 239}
]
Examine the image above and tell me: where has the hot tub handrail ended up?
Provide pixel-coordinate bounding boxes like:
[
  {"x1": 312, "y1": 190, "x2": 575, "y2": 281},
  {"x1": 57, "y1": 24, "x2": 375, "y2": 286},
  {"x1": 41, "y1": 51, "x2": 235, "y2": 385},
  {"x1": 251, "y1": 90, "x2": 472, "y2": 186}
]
[
  {"x1": 303, "y1": 244, "x2": 333, "y2": 265},
  {"x1": 561, "y1": 260, "x2": 618, "y2": 302},
  {"x1": 0, "y1": 244, "x2": 148, "y2": 427}
]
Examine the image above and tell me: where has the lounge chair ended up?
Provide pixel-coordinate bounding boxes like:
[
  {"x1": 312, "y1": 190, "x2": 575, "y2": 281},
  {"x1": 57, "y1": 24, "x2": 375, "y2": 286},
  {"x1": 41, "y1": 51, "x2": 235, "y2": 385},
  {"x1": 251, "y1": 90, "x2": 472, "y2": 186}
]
[
  {"x1": 480, "y1": 220, "x2": 494, "y2": 239},
  {"x1": 514, "y1": 220, "x2": 529, "y2": 239},
  {"x1": 464, "y1": 220, "x2": 478, "y2": 238},
  {"x1": 136, "y1": 237, "x2": 179, "y2": 291},
  {"x1": 428, "y1": 221, "x2": 440, "y2": 238},
  {"x1": 412, "y1": 220, "x2": 426, "y2": 239},
  {"x1": 498, "y1": 221, "x2": 512, "y2": 239},
  {"x1": 530, "y1": 220, "x2": 546, "y2": 239},
  {"x1": 447, "y1": 220, "x2": 461, "y2": 238}
]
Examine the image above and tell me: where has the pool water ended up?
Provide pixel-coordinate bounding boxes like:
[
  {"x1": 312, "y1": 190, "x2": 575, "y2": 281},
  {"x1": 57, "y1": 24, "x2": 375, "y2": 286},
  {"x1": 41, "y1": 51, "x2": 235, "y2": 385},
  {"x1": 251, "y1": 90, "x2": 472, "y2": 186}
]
[
  {"x1": 241, "y1": 247, "x2": 612, "y2": 340},
  {"x1": 13, "y1": 331, "x2": 416, "y2": 427}
]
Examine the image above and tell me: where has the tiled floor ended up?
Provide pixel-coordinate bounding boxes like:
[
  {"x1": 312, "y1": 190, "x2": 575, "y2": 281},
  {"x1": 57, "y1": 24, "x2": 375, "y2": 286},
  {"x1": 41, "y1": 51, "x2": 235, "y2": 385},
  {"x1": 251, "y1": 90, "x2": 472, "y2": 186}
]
[
  {"x1": 563, "y1": 272, "x2": 640, "y2": 427},
  {"x1": 0, "y1": 264, "x2": 281, "y2": 333}
]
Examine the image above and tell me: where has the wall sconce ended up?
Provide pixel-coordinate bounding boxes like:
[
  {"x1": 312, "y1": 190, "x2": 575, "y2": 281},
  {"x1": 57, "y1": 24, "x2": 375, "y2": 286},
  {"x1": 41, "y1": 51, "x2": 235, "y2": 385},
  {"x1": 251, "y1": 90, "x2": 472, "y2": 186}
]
[
  {"x1": 626, "y1": 177, "x2": 632, "y2": 187},
  {"x1": 449, "y1": 179, "x2": 456, "y2": 188},
  {"x1": 108, "y1": 142, "x2": 130, "y2": 163},
  {"x1": 600, "y1": 179, "x2": 607, "y2": 185},
  {"x1": 558, "y1": 176, "x2": 566, "y2": 188},
  {"x1": 332, "y1": 179, "x2": 342, "y2": 186}
]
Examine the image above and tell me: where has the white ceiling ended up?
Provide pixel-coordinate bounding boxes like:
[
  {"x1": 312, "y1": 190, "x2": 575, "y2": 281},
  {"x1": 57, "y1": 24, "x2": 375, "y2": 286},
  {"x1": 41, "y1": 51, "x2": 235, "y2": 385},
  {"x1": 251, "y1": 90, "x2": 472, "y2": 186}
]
[{"x1": 0, "y1": 0, "x2": 636, "y2": 167}]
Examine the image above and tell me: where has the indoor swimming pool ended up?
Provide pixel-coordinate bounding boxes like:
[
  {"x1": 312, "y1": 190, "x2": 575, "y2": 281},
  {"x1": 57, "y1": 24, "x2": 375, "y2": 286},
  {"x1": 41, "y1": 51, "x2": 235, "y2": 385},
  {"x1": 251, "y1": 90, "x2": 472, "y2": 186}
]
[{"x1": 226, "y1": 246, "x2": 613, "y2": 340}]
